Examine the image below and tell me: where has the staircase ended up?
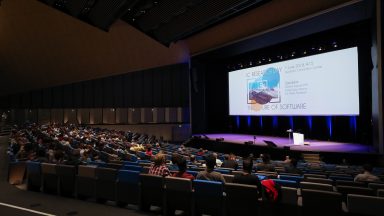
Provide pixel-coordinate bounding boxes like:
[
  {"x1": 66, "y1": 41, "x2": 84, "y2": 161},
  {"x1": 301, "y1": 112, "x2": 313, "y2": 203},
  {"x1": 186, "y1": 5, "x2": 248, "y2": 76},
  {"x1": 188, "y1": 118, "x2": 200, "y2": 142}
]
[
  {"x1": 0, "y1": 125, "x2": 12, "y2": 137},
  {"x1": 302, "y1": 153, "x2": 321, "y2": 163}
]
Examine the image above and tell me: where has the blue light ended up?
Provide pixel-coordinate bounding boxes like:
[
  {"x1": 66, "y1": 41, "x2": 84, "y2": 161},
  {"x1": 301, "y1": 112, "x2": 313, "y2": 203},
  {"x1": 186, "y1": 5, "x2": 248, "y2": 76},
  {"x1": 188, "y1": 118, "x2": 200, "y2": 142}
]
[
  {"x1": 326, "y1": 116, "x2": 332, "y2": 137},
  {"x1": 236, "y1": 116, "x2": 240, "y2": 128},
  {"x1": 272, "y1": 116, "x2": 278, "y2": 128},
  {"x1": 307, "y1": 116, "x2": 312, "y2": 131},
  {"x1": 289, "y1": 116, "x2": 294, "y2": 129},
  {"x1": 350, "y1": 116, "x2": 357, "y2": 134},
  {"x1": 247, "y1": 116, "x2": 251, "y2": 127},
  {"x1": 259, "y1": 116, "x2": 263, "y2": 128}
]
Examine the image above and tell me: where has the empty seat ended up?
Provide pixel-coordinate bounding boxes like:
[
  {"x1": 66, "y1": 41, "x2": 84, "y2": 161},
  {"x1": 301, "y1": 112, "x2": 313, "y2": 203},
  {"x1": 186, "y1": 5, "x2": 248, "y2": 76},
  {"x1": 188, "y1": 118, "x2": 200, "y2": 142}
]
[
  {"x1": 279, "y1": 186, "x2": 299, "y2": 215},
  {"x1": 301, "y1": 189, "x2": 342, "y2": 216},
  {"x1": 140, "y1": 174, "x2": 164, "y2": 211},
  {"x1": 95, "y1": 167, "x2": 117, "y2": 202},
  {"x1": 279, "y1": 175, "x2": 304, "y2": 183},
  {"x1": 304, "y1": 173, "x2": 327, "y2": 179},
  {"x1": 76, "y1": 165, "x2": 96, "y2": 199},
  {"x1": 335, "y1": 180, "x2": 365, "y2": 187},
  {"x1": 26, "y1": 161, "x2": 41, "y2": 191},
  {"x1": 300, "y1": 182, "x2": 333, "y2": 191},
  {"x1": 336, "y1": 186, "x2": 374, "y2": 200},
  {"x1": 41, "y1": 163, "x2": 58, "y2": 194},
  {"x1": 348, "y1": 194, "x2": 384, "y2": 216},
  {"x1": 56, "y1": 164, "x2": 76, "y2": 197},
  {"x1": 224, "y1": 183, "x2": 259, "y2": 216},
  {"x1": 368, "y1": 182, "x2": 384, "y2": 192},
  {"x1": 193, "y1": 179, "x2": 223, "y2": 216},
  {"x1": 273, "y1": 179, "x2": 298, "y2": 188},
  {"x1": 164, "y1": 177, "x2": 193, "y2": 215},
  {"x1": 116, "y1": 170, "x2": 140, "y2": 206}
]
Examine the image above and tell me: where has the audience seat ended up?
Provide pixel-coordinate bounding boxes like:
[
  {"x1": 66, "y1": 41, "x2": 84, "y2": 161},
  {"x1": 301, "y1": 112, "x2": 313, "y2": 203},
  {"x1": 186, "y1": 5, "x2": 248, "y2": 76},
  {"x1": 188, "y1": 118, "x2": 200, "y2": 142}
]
[
  {"x1": 56, "y1": 164, "x2": 76, "y2": 197},
  {"x1": 279, "y1": 175, "x2": 304, "y2": 183},
  {"x1": 300, "y1": 182, "x2": 333, "y2": 191},
  {"x1": 8, "y1": 161, "x2": 26, "y2": 185},
  {"x1": 122, "y1": 165, "x2": 143, "y2": 172},
  {"x1": 368, "y1": 182, "x2": 384, "y2": 193},
  {"x1": 347, "y1": 194, "x2": 384, "y2": 216},
  {"x1": 76, "y1": 165, "x2": 96, "y2": 199},
  {"x1": 336, "y1": 185, "x2": 374, "y2": 200},
  {"x1": 41, "y1": 163, "x2": 58, "y2": 194},
  {"x1": 164, "y1": 177, "x2": 193, "y2": 216},
  {"x1": 304, "y1": 177, "x2": 333, "y2": 185},
  {"x1": 222, "y1": 174, "x2": 234, "y2": 183},
  {"x1": 301, "y1": 189, "x2": 342, "y2": 216},
  {"x1": 224, "y1": 183, "x2": 259, "y2": 216},
  {"x1": 26, "y1": 161, "x2": 41, "y2": 191},
  {"x1": 140, "y1": 174, "x2": 164, "y2": 212},
  {"x1": 377, "y1": 189, "x2": 384, "y2": 197},
  {"x1": 279, "y1": 186, "x2": 299, "y2": 215},
  {"x1": 335, "y1": 180, "x2": 365, "y2": 187},
  {"x1": 95, "y1": 167, "x2": 117, "y2": 202},
  {"x1": 193, "y1": 179, "x2": 223, "y2": 216},
  {"x1": 116, "y1": 170, "x2": 140, "y2": 206},
  {"x1": 273, "y1": 179, "x2": 298, "y2": 188},
  {"x1": 303, "y1": 173, "x2": 327, "y2": 179}
]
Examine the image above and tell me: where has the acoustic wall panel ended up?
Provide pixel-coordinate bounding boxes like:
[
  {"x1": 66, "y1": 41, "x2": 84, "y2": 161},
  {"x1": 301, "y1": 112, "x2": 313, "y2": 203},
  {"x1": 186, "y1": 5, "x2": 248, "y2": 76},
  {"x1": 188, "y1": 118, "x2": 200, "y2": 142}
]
[
  {"x1": 116, "y1": 108, "x2": 128, "y2": 124},
  {"x1": 51, "y1": 109, "x2": 64, "y2": 124},
  {"x1": 38, "y1": 109, "x2": 51, "y2": 124},
  {"x1": 103, "y1": 108, "x2": 116, "y2": 124},
  {"x1": 90, "y1": 108, "x2": 102, "y2": 124},
  {"x1": 77, "y1": 108, "x2": 90, "y2": 124}
]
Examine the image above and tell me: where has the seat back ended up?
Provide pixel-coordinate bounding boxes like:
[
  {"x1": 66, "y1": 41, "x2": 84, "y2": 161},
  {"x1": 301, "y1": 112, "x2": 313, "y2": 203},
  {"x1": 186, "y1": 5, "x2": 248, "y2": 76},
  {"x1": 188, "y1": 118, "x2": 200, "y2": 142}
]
[
  {"x1": 223, "y1": 174, "x2": 234, "y2": 183},
  {"x1": 368, "y1": 182, "x2": 384, "y2": 192},
  {"x1": 304, "y1": 177, "x2": 333, "y2": 184},
  {"x1": 193, "y1": 179, "x2": 223, "y2": 215},
  {"x1": 280, "y1": 186, "x2": 298, "y2": 205},
  {"x1": 300, "y1": 182, "x2": 333, "y2": 191},
  {"x1": 56, "y1": 164, "x2": 76, "y2": 196},
  {"x1": 122, "y1": 165, "x2": 143, "y2": 172},
  {"x1": 329, "y1": 175, "x2": 354, "y2": 182},
  {"x1": 116, "y1": 170, "x2": 141, "y2": 205},
  {"x1": 164, "y1": 177, "x2": 193, "y2": 214},
  {"x1": 140, "y1": 174, "x2": 164, "y2": 210},
  {"x1": 41, "y1": 163, "x2": 58, "y2": 194},
  {"x1": 301, "y1": 189, "x2": 342, "y2": 214},
  {"x1": 348, "y1": 194, "x2": 384, "y2": 216},
  {"x1": 335, "y1": 180, "x2": 365, "y2": 187},
  {"x1": 273, "y1": 179, "x2": 298, "y2": 188},
  {"x1": 279, "y1": 175, "x2": 304, "y2": 183},
  {"x1": 78, "y1": 165, "x2": 96, "y2": 178},
  {"x1": 224, "y1": 183, "x2": 259, "y2": 216},
  {"x1": 76, "y1": 165, "x2": 96, "y2": 198},
  {"x1": 336, "y1": 185, "x2": 374, "y2": 199},
  {"x1": 8, "y1": 161, "x2": 26, "y2": 185},
  {"x1": 304, "y1": 173, "x2": 327, "y2": 179},
  {"x1": 95, "y1": 167, "x2": 117, "y2": 201},
  {"x1": 26, "y1": 161, "x2": 41, "y2": 191},
  {"x1": 378, "y1": 189, "x2": 384, "y2": 197}
]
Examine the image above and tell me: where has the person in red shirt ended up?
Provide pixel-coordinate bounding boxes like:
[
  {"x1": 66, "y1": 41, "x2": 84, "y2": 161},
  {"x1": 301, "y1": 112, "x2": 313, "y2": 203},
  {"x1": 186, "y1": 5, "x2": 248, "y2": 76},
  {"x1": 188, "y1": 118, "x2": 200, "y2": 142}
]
[
  {"x1": 145, "y1": 146, "x2": 153, "y2": 157},
  {"x1": 172, "y1": 157, "x2": 195, "y2": 180}
]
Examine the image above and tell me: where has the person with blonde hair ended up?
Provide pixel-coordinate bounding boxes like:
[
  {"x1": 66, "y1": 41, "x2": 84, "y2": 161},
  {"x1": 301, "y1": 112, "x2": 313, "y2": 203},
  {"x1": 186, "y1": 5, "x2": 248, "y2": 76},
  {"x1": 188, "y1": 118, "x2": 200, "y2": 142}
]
[{"x1": 149, "y1": 153, "x2": 170, "y2": 177}]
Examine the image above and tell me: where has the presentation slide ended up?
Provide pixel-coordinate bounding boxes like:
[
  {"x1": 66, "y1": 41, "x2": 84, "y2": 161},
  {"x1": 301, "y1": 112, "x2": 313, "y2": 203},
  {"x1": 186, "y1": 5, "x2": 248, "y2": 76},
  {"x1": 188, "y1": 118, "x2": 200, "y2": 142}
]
[{"x1": 228, "y1": 47, "x2": 360, "y2": 116}]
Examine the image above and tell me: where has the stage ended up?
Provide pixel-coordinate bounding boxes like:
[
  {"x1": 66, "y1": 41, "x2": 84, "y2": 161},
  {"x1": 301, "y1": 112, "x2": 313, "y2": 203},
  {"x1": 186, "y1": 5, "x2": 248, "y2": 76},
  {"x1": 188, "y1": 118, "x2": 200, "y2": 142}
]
[{"x1": 193, "y1": 133, "x2": 375, "y2": 154}]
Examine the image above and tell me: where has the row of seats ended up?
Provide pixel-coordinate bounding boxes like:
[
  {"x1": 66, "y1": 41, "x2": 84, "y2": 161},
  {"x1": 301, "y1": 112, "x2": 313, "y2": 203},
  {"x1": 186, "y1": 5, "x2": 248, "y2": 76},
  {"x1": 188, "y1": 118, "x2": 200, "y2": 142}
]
[{"x1": 12, "y1": 161, "x2": 384, "y2": 216}]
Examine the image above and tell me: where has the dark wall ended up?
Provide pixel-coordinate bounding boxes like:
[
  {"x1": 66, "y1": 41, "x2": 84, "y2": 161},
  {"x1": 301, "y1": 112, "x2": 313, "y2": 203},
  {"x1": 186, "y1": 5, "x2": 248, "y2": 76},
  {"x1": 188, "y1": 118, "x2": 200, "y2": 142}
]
[{"x1": 0, "y1": 63, "x2": 189, "y2": 109}]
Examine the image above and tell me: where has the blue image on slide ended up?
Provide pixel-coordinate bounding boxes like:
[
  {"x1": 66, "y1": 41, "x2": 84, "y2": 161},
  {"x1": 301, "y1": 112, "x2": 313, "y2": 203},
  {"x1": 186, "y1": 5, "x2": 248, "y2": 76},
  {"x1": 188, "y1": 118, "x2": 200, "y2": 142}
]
[{"x1": 262, "y1": 67, "x2": 280, "y2": 88}]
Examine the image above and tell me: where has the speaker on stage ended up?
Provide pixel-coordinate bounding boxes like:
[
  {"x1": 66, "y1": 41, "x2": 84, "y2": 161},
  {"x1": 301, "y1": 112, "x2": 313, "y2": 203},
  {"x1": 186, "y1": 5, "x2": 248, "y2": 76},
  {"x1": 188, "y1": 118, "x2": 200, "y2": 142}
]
[{"x1": 263, "y1": 140, "x2": 277, "y2": 148}]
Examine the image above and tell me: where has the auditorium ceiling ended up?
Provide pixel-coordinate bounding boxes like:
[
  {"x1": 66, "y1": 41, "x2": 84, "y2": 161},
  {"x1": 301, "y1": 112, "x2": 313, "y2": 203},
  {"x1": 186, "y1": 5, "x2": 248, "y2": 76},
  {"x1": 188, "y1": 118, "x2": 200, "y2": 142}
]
[{"x1": 0, "y1": 0, "x2": 354, "y2": 95}]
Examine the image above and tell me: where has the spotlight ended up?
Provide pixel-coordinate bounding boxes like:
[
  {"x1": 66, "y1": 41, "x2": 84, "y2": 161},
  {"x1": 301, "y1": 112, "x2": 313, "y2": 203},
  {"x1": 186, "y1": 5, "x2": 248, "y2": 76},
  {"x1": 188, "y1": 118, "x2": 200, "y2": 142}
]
[{"x1": 332, "y1": 42, "x2": 338, "y2": 48}]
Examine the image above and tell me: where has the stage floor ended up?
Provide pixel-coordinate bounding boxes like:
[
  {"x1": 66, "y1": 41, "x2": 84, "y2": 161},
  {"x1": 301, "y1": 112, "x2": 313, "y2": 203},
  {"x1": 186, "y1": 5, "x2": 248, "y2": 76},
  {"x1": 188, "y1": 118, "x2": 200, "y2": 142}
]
[{"x1": 195, "y1": 134, "x2": 375, "y2": 154}]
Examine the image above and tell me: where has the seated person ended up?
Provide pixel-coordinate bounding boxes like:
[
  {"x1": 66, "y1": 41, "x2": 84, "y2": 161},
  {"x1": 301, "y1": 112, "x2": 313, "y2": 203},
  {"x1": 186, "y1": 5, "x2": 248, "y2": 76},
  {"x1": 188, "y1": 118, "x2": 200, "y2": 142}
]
[
  {"x1": 145, "y1": 146, "x2": 152, "y2": 158},
  {"x1": 168, "y1": 153, "x2": 181, "y2": 171},
  {"x1": 256, "y1": 154, "x2": 275, "y2": 172},
  {"x1": 196, "y1": 154, "x2": 225, "y2": 183},
  {"x1": 172, "y1": 157, "x2": 195, "y2": 180},
  {"x1": 221, "y1": 153, "x2": 238, "y2": 170},
  {"x1": 149, "y1": 153, "x2": 170, "y2": 177},
  {"x1": 354, "y1": 164, "x2": 380, "y2": 182},
  {"x1": 284, "y1": 158, "x2": 302, "y2": 175},
  {"x1": 233, "y1": 158, "x2": 262, "y2": 197}
]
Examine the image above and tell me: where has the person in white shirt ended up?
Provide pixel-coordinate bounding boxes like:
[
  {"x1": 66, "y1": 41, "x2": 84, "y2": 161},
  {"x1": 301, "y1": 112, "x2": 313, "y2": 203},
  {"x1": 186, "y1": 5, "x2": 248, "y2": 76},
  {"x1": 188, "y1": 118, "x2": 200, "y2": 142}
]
[{"x1": 354, "y1": 164, "x2": 380, "y2": 182}]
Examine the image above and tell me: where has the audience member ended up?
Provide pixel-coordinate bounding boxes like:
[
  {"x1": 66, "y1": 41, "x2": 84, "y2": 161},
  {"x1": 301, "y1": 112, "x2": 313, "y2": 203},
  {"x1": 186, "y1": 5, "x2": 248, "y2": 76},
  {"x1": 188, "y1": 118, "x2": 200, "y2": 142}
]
[
  {"x1": 149, "y1": 153, "x2": 170, "y2": 177},
  {"x1": 196, "y1": 154, "x2": 225, "y2": 183},
  {"x1": 233, "y1": 158, "x2": 262, "y2": 197},
  {"x1": 284, "y1": 158, "x2": 302, "y2": 175},
  {"x1": 256, "y1": 154, "x2": 275, "y2": 172},
  {"x1": 172, "y1": 157, "x2": 195, "y2": 180},
  {"x1": 221, "y1": 153, "x2": 238, "y2": 170},
  {"x1": 354, "y1": 164, "x2": 380, "y2": 182}
]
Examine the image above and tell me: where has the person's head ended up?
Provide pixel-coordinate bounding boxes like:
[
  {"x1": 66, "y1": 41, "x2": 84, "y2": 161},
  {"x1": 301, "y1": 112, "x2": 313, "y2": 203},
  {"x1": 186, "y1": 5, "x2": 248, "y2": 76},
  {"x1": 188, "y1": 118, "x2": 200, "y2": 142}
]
[
  {"x1": 171, "y1": 153, "x2": 181, "y2": 164},
  {"x1": 154, "y1": 153, "x2": 166, "y2": 166},
  {"x1": 363, "y1": 164, "x2": 373, "y2": 172},
  {"x1": 285, "y1": 155, "x2": 290, "y2": 160},
  {"x1": 242, "y1": 159, "x2": 253, "y2": 173},
  {"x1": 205, "y1": 154, "x2": 217, "y2": 170},
  {"x1": 224, "y1": 154, "x2": 230, "y2": 160},
  {"x1": 190, "y1": 155, "x2": 196, "y2": 162},
  {"x1": 262, "y1": 154, "x2": 271, "y2": 163},
  {"x1": 177, "y1": 157, "x2": 188, "y2": 173}
]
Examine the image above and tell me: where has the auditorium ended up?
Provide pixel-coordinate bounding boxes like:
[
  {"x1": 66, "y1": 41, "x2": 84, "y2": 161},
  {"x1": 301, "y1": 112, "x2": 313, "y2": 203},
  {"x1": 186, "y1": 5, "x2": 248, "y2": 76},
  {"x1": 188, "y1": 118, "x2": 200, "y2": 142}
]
[{"x1": 0, "y1": 0, "x2": 383, "y2": 215}]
